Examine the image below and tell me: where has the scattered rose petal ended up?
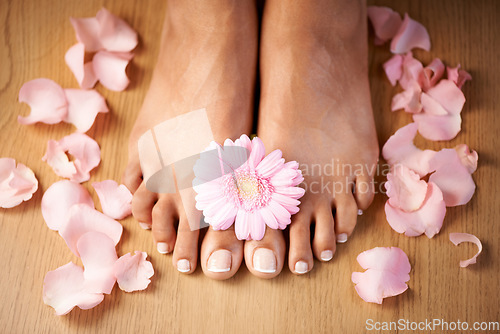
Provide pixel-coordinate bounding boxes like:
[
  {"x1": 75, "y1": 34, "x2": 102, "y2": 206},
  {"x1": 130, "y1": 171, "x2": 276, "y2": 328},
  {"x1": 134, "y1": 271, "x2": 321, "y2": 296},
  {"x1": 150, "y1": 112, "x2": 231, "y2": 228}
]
[
  {"x1": 447, "y1": 65, "x2": 472, "y2": 89},
  {"x1": 426, "y1": 79, "x2": 466, "y2": 115},
  {"x1": 113, "y1": 251, "x2": 154, "y2": 292},
  {"x1": 43, "y1": 133, "x2": 101, "y2": 183},
  {"x1": 351, "y1": 247, "x2": 411, "y2": 304},
  {"x1": 92, "y1": 51, "x2": 133, "y2": 91},
  {"x1": 41, "y1": 180, "x2": 94, "y2": 231},
  {"x1": 367, "y1": 6, "x2": 402, "y2": 45},
  {"x1": 399, "y1": 52, "x2": 424, "y2": 90},
  {"x1": 59, "y1": 203, "x2": 123, "y2": 257},
  {"x1": 92, "y1": 180, "x2": 132, "y2": 219},
  {"x1": 449, "y1": 232, "x2": 482, "y2": 268},
  {"x1": 420, "y1": 58, "x2": 445, "y2": 91},
  {"x1": 391, "y1": 80, "x2": 422, "y2": 113},
  {"x1": 64, "y1": 43, "x2": 98, "y2": 89},
  {"x1": 386, "y1": 164, "x2": 427, "y2": 212},
  {"x1": 383, "y1": 54, "x2": 403, "y2": 86},
  {"x1": 412, "y1": 108, "x2": 462, "y2": 141},
  {"x1": 96, "y1": 8, "x2": 138, "y2": 52},
  {"x1": 428, "y1": 148, "x2": 477, "y2": 206},
  {"x1": 77, "y1": 231, "x2": 118, "y2": 294},
  {"x1": 382, "y1": 123, "x2": 436, "y2": 176},
  {"x1": 43, "y1": 262, "x2": 104, "y2": 316},
  {"x1": 63, "y1": 89, "x2": 108, "y2": 133},
  {"x1": 0, "y1": 158, "x2": 38, "y2": 208},
  {"x1": 18, "y1": 78, "x2": 67, "y2": 125},
  {"x1": 390, "y1": 13, "x2": 431, "y2": 54},
  {"x1": 70, "y1": 16, "x2": 102, "y2": 52}
]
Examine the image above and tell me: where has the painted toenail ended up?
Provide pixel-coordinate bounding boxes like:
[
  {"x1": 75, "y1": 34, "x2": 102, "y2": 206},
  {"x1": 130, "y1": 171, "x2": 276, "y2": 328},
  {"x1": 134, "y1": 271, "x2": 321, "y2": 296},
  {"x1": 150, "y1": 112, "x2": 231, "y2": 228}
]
[
  {"x1": 321, "y1": 250, "x2": 333, "y2": 261},
  {"x1": 177, "y1": 259, "x2": 191, "y2": 273},
  {"x1": 139, "y1": 222, "x2": 151, "y2": 230},
  {"x1": 294, "y1": 261, "x2": 309, "y2": 274},
  {"x1": 357, "y1": 209, "x2": 363, "y2": 216},
  {"x1": 207, "y1": 250, "x2": 231, "y2": 273},
  {"x1": 157, "y1": 242, "x2": 169, "y2": 254},
  {"x1": 253, "y1": 248, "x2": 277, "y2": 273},
  {"x1": 336, "y1": 233, "x2": 348, "y2": 243}
]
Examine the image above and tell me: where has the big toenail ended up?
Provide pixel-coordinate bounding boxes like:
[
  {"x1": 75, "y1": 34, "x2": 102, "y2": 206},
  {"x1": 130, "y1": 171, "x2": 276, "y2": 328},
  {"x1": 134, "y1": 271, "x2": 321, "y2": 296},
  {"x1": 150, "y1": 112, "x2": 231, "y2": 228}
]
[
  {"x1": 177, "y1": 259, "x2": 191, "y2": 273},
  {"x1": 336, "y1": 233, "x2": 348, "y2": 243},
  {"x1": 321, "y1": 250, "x2": 333, "y2": 261},
  {"x1": 139, "y1": 222, "x2": 151, "y2": 230},
  {"x1": 207, "y1": 250, "x2": 231, "y2": 273},
  {"x1": 294, "y1": 261, "x2": 308, "y2": 274},
  {"x1": 157, "y1": 242, "x2": 169, "y2": 254},
  {"x1": 253, "y1": 248, "x2": 277, "y2": 273}
]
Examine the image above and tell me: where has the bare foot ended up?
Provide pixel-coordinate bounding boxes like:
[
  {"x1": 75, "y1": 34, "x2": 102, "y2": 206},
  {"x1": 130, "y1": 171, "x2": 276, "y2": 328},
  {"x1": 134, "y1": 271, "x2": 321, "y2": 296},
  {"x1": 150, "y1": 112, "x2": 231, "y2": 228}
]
[
  {"x1": 256, "y1": 0, "x2": 379, "y2": 274},
  {"x1": 122, "y1": 0, "x2": 258, "y2": 279}
]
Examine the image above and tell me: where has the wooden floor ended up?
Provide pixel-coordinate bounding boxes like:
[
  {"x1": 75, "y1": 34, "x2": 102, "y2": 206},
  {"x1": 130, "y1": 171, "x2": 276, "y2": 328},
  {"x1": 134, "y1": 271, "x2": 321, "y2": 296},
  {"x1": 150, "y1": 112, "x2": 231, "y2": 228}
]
[{"x1": 1, "y1": 0, "x2": 499, "y2": 333}]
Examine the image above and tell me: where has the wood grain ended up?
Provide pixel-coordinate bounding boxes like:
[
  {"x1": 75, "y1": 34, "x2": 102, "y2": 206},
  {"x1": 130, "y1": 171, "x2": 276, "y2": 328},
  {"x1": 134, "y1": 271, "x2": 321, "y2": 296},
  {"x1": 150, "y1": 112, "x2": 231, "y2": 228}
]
[{"x1": 0, "y1": 0, "x2": 498, "y2": 333}]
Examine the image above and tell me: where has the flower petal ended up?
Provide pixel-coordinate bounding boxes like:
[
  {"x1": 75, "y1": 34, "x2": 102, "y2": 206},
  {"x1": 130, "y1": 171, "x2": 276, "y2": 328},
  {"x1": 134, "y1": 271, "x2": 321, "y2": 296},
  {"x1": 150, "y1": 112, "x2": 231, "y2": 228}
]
[
  {"x1": 69, "y1": 16, "x2": 102, "y2": 52},
  {"x1": 420, "y1": 58, "x2": 445, "y2": 91},
  {"x1": 114, "y1": 251, "x2": 154, "y2": 292},
  {"x1": 41, "y1": 180, "x2": 94, "y2": 231},
  {"x1": 367, "y1": 6, "x2": 402, "y2": 45},
  {"x1": 248, "y1": 211, "x2": 266, "y2": 241},
  {"x1": 413, "y1": 110, "x2": 462, "y2": 141},
  {"x1": 58, "y1": 133, "x2": 101, "y2": 183},
  {"x1": 77, "y1": 231, "x2": 118, "y2": 294},
  {"x1": 0, "y1": 159, "x2": 38, "y2": 208},
  {"x1": 59, "y1": 203, "x2": 123, "y2": 257},
  {"x1": 96, "y1": 8, "x2": 138, "y2": 52},
  {"x1": 351, "y1": 247, "x2": 410, "y2": 304},
  {"x1": 390, "y1": 13, "x2": 431, "y2": 54},
  {"x1": 385, "y1": 164, "x2": 428, "y2": 212},
  {"x1": 92, "y1": 51, "x2": 132, "y2": 91},
  {"x1": 267, "y1": 199, "x2": 291, "y2": 229},
  {"x1": 383, "y1": 54, "x2": 403, "y2": 86},
  {"x1": 449, "y1": 232, "x2": 482, "y2": 268},
  {"x1": 426, "y1": 79, "x2": 466, "y2": 115},
  {"x1": 454, "y1": 144, "x2": 478, "y2": 173},
  {"x1": 234, "y1": 209, "x2": 250, "y2": 240},
  {"x1": 63, "y1": 89, "x2": 109, "y2": 133},
  {"x1": 18, "y1": 78, "x2": 68, "y2": 125},
  {"x1": 92, "y1": 180, "x2": 132, "y2": 220},
  {"x1": 447, "y1": 65, "x2": 472, "y2": 89},
  {"x1": 43, "y1": 262, "x2": 104, "y2": 316},
  {"x1": 391, "y1": 80, "x2": 422, "y2": 113},
  {"x1": 42, "y1": 140, "x2": 78, "y2": 179},
  {"x1": 256, "y1": 149, "x2": 284, "y2": 178},
  {"x1": 399, "y1": 52, "x2": 424, "y2": 90},
  {"x1": 64, "y1": 43, "x2": 98, "y2": 89},
  {"x1": 248, "y1": 137, "x2": 265, "y2": 169}
]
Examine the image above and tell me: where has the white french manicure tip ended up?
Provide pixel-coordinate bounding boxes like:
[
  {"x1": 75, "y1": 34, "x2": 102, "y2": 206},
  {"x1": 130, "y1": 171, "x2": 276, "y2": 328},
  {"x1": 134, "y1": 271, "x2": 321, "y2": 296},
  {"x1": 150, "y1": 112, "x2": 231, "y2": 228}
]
[
  {"x1": 336, "y1": 233, "x2": 348, "y2": 243},
  {"x1": 139, "y1": 222, "x2": 151, "y2": 230},
  {"x1": 321, "y1": 250, "x2": 333, "y2": 261},
  {"x1": 157, "y1": 242, "x2": 169, "y2": 254},
  {"x1": 357, "y1": 209, "x2": 363, "y2": 216}
]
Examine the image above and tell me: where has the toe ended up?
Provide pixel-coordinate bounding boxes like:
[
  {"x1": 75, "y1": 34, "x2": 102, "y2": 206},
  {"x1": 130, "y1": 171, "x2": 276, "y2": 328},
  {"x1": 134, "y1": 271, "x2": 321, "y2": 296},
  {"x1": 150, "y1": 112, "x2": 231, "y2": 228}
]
[
  {"x1": 172, "y1": 214, "x2": 199, "y2": 274},
  {"x1": 244, "y1": 228, "x2": 285, "y2": 279},
  {"x1": 151, "y1": 197, "x2": 177, "y2": 254},
  {"x1": 122, "y1": 158, "x2": 143, "y2": 193},
  {"x1": 333, "y1": 193, "x2": 358, "y2": 243},
  {"x1": 311, "y1": 200, "x2": 336, "y2": 262},
  {"x1": 288, "y1": 208, "x2": 314, "y2": 275},
  {"x1": 131, "y1": 182, "x2": 157, "y2": 227},
  {"x1": 200, "y1": 226, "x2": 244, "y2": 280},
  {"x1": 354, "y1": 174, "x2": 375, "y2": 210}
]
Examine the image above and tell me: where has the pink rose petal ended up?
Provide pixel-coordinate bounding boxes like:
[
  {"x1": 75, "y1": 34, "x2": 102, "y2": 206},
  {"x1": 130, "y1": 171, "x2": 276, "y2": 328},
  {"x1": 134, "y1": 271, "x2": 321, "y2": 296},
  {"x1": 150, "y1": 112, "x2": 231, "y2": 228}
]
[
  {"x1": 454, "y1": 144, "x2": 478, "y2": 173},
  {"x1": 92, "y1": 180, "x2": 132, "y2": 220},
  {"x1": 391, "y1": 80, "x2": 422, "y2": 113},
  {"x1": 367, "y1": 6, "x2": 402, "y2": 45},
  {"x1": 382, "y1": 123, "x2": 436, "y2": 176},
  {"x1": 426, "y1": 79, "x2": 466, "y2": 115},
  {"x1": 351, "y1": 247, "x2": 410, "y2": 304},
  {"x1": 70, "y1": 17, "x2": 103, "y2": 52},
  {"x1": 420, "y1": 58, "x2": 445, "y2": 91},
  {"x1": 447, "y1": 65, "x2": 472, "y2": 89},
  {"x1": 113, "y1": 251, "x2": 154, "y2": 292},
  {"x1": 428, "y1": 148, "x2": 477, "y2": 207},
  {"x1": 449, "y1": 232, "x2": 482, "y2": 268},
  {"x1": 41, "y1": 180, "x2": 94, "y2": 231},
  {"x1": 413, "y1": 108, "x2": 462, "y2": 141},
  {"x1": 96, "y1": 8, "x2": 138, "y2": 52},
  {"x1": 92, "y1": 51, "x2": 132, "y2": 91},
  {"x1": 398, "y1": 52, "x2": 425, "y2": 90},
  {"x1": 59, "y1": 203, "x2": 123, "y2": 257},
  {"x1": 18, "y1": 78, "x2": 68, "y2": 125},
  {"x1": 385, "y1": 182, "x2": 446, "y2": 238},
  {"x1": 390, "y1": 13, "x2": 431, "y2": 54},
  {"x1": 64, "y1": 43, "x2": 98, "y2": 89},
  {"x1": 63, "y1": 89, "x2": 108, "y2": 133},
  {"x1": 383, "y1": 54, "x2": 403, "y2": 86},
  {"x1": 43, "y1": 262, "x2": 104, "y2": 316},
  {"x1": 77, "y1": 231, "x2": 118, "y2": 294},
  {"x1": 0, "y1": 158, "x2": 38, "y2": 208},
  {"x1": 386, "y1": 164, "x2": 428, "y2": 212}
]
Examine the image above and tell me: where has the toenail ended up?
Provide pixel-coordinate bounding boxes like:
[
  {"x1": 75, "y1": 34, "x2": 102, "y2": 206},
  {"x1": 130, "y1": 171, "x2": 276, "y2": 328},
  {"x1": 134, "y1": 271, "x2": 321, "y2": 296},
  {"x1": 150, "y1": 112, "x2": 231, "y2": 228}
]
[
  {"x1": 207, "y1": 249, "x2": 231, "y2": 273},
  {"x1": 294, "y1": 261, "x2": 309, "y2": 274},
  {"x1": 177, "y1": 259, "x2": 191, "y2": 273},
  {"x1": 253, "y1": 248, "x2": 277, "y2": 273},
  {"x1": 357, "y1": 209, "x2": 363, "y2": 216},
  {"x1": 139, "y1": 222, "x2": 151, "y2": 230},
  {"x1": 336, "y1": 233, "x2": 348, "y2": 243},
  {"x1": 321, "y1": 250, "x2": 333, "y2": 261},
  {"x1": 157, "y1": 242, "x2": 170, "y2": 254}
]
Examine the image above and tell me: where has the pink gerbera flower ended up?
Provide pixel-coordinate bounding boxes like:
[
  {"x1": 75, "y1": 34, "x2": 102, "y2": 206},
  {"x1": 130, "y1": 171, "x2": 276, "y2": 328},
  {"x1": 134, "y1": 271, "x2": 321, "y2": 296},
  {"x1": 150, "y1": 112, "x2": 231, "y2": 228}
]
[{"x1": 193, "y1": 135, "x2": 304, "y2": 241}]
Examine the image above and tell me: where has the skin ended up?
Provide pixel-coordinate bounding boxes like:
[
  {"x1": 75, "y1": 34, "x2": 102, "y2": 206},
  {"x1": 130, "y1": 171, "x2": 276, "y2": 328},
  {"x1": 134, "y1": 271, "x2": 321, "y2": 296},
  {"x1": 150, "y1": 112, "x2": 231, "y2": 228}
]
[{"x1": 122, "y1": 0, "x2": 378, "y2": 279}]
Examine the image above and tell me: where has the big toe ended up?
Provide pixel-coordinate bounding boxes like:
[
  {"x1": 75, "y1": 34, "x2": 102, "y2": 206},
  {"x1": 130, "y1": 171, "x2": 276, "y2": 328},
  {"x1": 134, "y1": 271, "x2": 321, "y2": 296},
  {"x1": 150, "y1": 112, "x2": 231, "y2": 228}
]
[
  {"x1": 122, "y1": 158, "x2": 143, "y2": 193},
  {"x1": 244, "y1": 228, "x2": 285, "y2": 279}
]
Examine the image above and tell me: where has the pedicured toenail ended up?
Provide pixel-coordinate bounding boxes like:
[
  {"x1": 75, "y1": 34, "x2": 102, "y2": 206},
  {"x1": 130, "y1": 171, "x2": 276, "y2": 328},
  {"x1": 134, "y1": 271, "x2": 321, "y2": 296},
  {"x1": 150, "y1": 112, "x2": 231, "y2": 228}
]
[
  {"x1": 321, "y1": 250, "x2": 333, "y2": 261},
  {"x1": 336, "y1": 233, "x2": 348, "y2": 243},
  {"x1": 294, "y1": 261, "x2": 308, "y2": 274},
  {"x1": 139, "y1": 222, "x2": 151, "y2": 230},
  {"x1": 357, "y1": 209, "x2": 363, "y2": 216},
  {"x1": 177, "y1": 259, "x2": 191, "y2": 273},
  {"x1": 157, "y1": 242, "x2": 170, "y2": 254},
  {"x1": 253, "y1": 248, "x2": 277, "y2": 273},
  {"x1": 207, "y1": 250, "x2": 231, "y2": 273}
]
